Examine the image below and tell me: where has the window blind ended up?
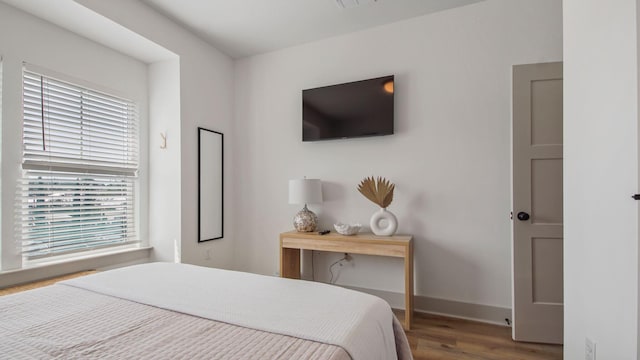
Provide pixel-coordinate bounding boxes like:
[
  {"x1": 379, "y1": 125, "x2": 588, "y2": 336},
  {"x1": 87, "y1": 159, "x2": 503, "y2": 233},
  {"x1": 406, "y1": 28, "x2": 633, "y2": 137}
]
[
  {"x1": 22, "y1": 70, "x2": 138, "y2": 174},
  {"x1": 18, "y1": 68, "x2": 139, "y2": 259}
]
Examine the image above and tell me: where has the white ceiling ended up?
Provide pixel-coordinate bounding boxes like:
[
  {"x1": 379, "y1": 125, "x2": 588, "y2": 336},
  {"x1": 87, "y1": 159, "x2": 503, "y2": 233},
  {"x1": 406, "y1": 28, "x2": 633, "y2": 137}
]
[
  {"x1": 1, "y1": 0, "x2": 176, "y2": 63},
  {"x1": 140, "y1": 0, "x2": 485, "y2": 58},
  {"x1": 2, "y1": 0, "x2": 484, "y2": 61}
]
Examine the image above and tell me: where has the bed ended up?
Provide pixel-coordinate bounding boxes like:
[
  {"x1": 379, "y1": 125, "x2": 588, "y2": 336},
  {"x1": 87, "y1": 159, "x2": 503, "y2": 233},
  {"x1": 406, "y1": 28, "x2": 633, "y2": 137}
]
[{"x1": 0, "y1": 262, "x2": 412, "y2": 359}]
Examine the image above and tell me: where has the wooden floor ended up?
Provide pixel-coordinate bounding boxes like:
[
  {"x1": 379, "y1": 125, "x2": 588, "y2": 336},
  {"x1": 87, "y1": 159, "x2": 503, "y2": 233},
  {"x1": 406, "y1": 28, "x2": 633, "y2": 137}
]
[
  {"x1": 402, "y1": 311, "x2": 563, "y2": 360},
  {"x1": 0, "y1": 270, "x2": 96, "y2": 296}
]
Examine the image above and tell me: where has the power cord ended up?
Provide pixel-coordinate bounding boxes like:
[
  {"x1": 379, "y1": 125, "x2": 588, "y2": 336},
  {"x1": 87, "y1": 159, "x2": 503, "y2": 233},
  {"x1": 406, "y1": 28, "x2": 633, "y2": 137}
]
[{"x1": 329, "y1": 253, "x2": 351, "y2": 284}]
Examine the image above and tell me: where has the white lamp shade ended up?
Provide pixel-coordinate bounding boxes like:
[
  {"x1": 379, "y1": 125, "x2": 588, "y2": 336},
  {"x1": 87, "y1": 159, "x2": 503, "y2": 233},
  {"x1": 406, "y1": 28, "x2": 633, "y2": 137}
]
[{"x1": 289, "y1": 179, "x2": 323, "y2": 204}]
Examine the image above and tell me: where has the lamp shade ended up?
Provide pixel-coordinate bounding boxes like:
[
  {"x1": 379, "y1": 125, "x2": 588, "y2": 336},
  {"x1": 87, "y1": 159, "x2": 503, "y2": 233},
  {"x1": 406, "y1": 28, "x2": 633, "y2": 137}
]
[{"x1": 289, "y1": 179, "x2": 323, "y2": 205}]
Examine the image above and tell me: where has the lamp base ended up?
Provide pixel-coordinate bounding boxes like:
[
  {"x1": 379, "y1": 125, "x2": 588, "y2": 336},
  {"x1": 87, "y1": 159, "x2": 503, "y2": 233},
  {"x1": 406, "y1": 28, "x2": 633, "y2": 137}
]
[{"x1": 293, "y1": 205, "x2": 318, "y2": 232}]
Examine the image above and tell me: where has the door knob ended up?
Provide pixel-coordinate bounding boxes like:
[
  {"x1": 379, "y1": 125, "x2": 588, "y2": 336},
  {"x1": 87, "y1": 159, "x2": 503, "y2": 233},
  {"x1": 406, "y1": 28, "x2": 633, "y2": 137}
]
[{"x1": 517, "y1": 212, "x2": 530, "y2": 221}]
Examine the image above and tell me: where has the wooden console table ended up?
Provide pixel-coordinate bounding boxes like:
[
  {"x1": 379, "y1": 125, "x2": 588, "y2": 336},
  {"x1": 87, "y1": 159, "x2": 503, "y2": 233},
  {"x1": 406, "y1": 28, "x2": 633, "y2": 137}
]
[{"x1": 279, "y1": 230, "x2": 414, "y2": 330}]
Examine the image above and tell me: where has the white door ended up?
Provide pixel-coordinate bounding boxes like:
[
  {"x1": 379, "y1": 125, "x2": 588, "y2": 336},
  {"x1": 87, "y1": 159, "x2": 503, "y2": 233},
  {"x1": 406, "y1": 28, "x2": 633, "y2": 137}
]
[{"x1": 512, "y1": 62, "x2": 563, "y2": 344}]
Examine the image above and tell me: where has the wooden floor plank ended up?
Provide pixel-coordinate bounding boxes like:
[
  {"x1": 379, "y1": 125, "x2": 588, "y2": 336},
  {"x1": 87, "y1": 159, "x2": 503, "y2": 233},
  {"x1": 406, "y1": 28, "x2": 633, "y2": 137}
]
[
  {"x1": 0, "y1": 270, "x2": 96, "y2": 296},
  {"x1": 401, "y1": 311, "x2": 563, "y2": 360}
]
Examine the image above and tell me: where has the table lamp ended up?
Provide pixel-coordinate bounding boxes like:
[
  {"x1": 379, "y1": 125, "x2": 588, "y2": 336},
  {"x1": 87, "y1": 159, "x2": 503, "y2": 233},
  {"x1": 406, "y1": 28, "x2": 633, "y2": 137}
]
[{"x1": 289, "y1": 178, "x2": 323, "y2": 232}]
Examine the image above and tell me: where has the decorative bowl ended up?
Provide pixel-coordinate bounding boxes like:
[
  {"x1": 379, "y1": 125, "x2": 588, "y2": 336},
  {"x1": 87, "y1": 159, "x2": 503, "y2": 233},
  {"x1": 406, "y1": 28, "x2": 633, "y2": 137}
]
[{"x1": 334, "y1": 223, "x2": 361, "y2": 236}]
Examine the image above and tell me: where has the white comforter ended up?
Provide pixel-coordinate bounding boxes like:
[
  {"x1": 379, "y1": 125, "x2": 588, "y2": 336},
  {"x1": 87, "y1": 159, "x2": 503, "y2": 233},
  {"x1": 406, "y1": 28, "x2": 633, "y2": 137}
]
[{"x1": 62, "y1": 262, "x2": 399, "y2": 360}]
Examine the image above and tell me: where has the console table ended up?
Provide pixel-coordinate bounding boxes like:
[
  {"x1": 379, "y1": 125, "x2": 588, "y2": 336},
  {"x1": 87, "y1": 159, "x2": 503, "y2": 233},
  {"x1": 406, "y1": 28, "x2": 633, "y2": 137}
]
[{"x1": 279, "y1": 230, "x2": 414, "y2": 330}]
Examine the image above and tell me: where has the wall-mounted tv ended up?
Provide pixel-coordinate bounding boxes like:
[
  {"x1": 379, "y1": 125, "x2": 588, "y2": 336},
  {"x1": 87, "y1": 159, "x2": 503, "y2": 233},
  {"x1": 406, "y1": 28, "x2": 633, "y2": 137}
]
[{"x1": 302, "y1": 75, "x2": 394, "y2": 142}]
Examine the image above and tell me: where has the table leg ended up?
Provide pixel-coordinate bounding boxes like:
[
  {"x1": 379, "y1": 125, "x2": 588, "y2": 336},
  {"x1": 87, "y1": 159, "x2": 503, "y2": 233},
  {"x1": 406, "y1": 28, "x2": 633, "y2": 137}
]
[
  {"x1": 404, "y1": 243, "x2": 414, "y2": 330},
  {"x1": 280, "y1": 247, "x2": 301, "y2": 279}
]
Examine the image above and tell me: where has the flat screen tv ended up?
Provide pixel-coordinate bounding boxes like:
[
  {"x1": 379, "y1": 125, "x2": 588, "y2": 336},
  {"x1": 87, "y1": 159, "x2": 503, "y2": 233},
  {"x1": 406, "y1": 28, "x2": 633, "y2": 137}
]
[{"x1": 302, "y1": 75, "x2": 394, "y2": 141}]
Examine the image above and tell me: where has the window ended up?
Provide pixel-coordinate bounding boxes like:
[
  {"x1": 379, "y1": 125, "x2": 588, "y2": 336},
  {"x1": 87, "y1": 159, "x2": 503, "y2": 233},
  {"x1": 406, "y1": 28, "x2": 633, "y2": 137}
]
[{"x1": 18, "y1": 67, "x2": 139, "y2": 260}]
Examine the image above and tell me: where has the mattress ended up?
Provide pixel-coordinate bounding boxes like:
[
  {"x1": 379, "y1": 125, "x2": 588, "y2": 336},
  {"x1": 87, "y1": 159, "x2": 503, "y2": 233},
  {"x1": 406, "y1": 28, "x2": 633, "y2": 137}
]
[{"x1": 0, "y1": 263, "x2": 413, "y2": 360}]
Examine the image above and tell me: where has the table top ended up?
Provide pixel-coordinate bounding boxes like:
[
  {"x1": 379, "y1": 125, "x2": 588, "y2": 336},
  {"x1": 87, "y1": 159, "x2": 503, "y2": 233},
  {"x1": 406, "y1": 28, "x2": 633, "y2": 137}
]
[{"x1": 280, "y1": 230, "x2": 412, "y2": 244}]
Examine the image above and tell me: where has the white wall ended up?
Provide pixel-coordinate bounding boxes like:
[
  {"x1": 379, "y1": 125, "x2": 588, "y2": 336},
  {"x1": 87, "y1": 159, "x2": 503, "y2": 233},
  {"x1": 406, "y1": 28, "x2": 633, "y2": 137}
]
[
  {"x1": 234, "y1": 0, "x2": 562, "y2": 315},
  {"x1": 148, "y1": 59, "x2": 181, "y2": 262},
  {"x1": 564, "y1": 0, "x2": 639, "y2": 358},
  {"x1": 75, "y1": 0, "x2": 236, "y2": 268},
  {"x1": 0, "y1": 1, "x2": 149, "y2": 271},
  {"x1": 0, "y1": 0, "x2": 236, "y2": 280}
]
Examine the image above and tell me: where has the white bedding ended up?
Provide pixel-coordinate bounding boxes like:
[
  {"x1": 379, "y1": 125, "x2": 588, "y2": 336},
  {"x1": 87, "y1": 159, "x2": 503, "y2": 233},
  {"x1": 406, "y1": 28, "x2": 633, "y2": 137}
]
[
  {"x1": 0, "y1": 284, "x2": 351, "y2": 359},
  {"x1": 62, "y1": 262, "x2": 399, "y2": 360}
]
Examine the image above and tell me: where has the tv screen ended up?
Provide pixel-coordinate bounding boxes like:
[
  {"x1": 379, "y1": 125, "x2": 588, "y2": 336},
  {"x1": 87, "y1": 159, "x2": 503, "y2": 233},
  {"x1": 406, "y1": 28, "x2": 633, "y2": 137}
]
[{"x1": 302, "y1": 75, "x2": 394, "y2": 142}]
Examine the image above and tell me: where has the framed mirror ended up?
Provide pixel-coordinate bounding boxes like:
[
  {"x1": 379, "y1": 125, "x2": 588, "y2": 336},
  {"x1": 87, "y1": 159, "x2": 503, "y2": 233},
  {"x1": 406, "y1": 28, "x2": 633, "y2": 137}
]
[{"x1": 198, "y1": 127, "x2": 223, "y2": 242}]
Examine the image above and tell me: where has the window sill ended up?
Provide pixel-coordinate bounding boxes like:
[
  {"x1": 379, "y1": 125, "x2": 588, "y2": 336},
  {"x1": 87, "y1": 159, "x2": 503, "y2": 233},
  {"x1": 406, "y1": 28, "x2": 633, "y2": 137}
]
[{"x1": 0, "y1": 247, "x2": 152, "y2": 289}]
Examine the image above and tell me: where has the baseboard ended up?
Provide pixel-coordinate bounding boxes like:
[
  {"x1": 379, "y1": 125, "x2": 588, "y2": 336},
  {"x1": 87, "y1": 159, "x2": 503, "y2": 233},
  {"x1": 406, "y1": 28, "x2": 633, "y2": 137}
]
[{"x1": 346, "y1": 285, "x2": 511, "y2": 326}]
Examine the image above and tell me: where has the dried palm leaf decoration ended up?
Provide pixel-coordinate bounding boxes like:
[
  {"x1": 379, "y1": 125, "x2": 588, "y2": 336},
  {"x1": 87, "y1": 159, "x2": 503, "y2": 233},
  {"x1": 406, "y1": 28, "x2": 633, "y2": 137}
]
[{"x1": 357, "y1": 176, "x2": 395, "y2": 208}]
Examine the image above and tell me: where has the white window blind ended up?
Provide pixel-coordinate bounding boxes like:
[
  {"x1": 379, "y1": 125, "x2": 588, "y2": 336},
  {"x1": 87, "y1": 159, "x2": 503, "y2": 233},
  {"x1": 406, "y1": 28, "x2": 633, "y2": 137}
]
[{"x1": 18, "y1": 68, "x2": 139, "y2": 259}]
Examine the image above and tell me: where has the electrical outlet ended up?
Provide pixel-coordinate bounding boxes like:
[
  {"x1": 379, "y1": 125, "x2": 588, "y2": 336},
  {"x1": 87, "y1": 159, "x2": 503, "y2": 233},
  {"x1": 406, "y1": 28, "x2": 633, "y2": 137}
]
[{"x1": 585, "y1": 337, "x2": 595, "y2": 360}]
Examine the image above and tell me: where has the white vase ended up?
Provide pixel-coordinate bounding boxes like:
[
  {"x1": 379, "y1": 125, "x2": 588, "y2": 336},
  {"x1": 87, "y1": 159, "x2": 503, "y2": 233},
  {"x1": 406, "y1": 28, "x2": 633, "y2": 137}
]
[{"x1": 370, "y1": 208, "x2": 398, "y2": 236}]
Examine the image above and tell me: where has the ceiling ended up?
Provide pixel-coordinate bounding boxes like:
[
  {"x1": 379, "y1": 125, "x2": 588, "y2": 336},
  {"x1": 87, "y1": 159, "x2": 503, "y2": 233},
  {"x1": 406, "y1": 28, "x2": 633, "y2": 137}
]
[
  {"x1": 140, "y1": 0, "x2": 485, "y2": 59},
  {"x1": 1, "y1": 0, "x2": 176, "y2": 63},
  {"x1": 2, "y1": 0, "x2": 484, "y2": 61}
]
